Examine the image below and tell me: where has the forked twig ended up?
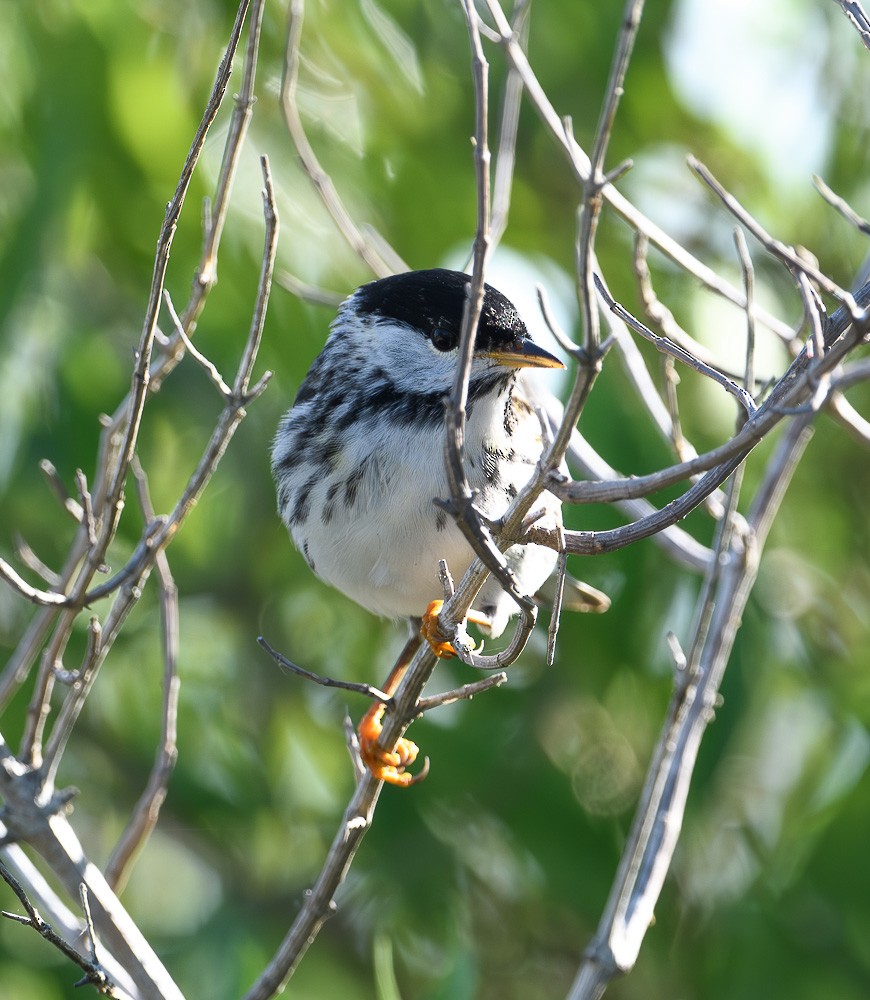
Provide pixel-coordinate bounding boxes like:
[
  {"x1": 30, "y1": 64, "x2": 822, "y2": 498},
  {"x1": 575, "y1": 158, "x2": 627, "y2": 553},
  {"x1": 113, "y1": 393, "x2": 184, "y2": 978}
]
[
  {"x1": 0, "y1": 862, "x2": 121, "y2": 998},
  {"x1": 688, "y1": 155, "x2": 861, "y2": 316},
  {"x1": 481, "y1": 0, "x2": 795, "y2": 341},
  {"x1": 595, "y1": 275, "x2": 757, "y2": 417}
]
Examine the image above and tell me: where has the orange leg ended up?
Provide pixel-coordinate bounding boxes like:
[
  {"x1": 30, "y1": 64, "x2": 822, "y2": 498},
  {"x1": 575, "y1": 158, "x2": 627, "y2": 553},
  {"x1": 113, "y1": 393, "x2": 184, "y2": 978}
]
[
  {"x1": 358, "y1": 603, "x2": 491, "y2": 787},
  {"x1": 357, "y1": 634, "x2": 427, "y2": 787}
]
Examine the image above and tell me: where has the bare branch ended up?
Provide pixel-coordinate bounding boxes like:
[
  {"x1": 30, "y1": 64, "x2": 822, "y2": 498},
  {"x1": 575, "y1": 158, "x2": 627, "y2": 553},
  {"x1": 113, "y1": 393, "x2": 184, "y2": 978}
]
[
  {"x1": 258, "y1": 636, "x2": 393, "y2": 703},
  {"x1": 596, "y1": 268, "x2": 677, "y2": 445},
  {"x1": 454, "y1": 599, "x2": 538, "y2": 671},
  {"x1": 280, "y1": 0, "x2": 399, "y2": 278},
  {"x1": 634, "y1": 230, "x2": 777, "y2": 374},
  {"x1": 38, "y1": 459, "x2": 84, "y2": 522},
  {"x1": 12, "y1": 535, "x2": 60, "y2": 589},
  {"x1": 689, "y1": 155, "x2": 861, "y2": 315},
  {"x1": 813, "y1": 173, "x2": 870, "y2": 235},
  {"x1": 196, "y1": 0, "x2": 264, "y2": 292},
  {"x1": 0, "y1": 747, "x2": 185, "y2": 999},
  {"x1": 276, "y1": 271, "x2": 344, "y2": 308},
  {"x1": 439, "y1": 0, "x2": 534, "y2": 633},
  {"x1": 0, "y1": 861, "x2": 122, "y2": 998},
  {"x1": 595, "y1": 275, "x2": 758, "y2": 417},
  {"x1": 0, "y1": 560, "x2": 68, "y2": 608},
  {"x1": 547, "y1": 543, "x2": 569, "y2": 666},
  {"x1": 103, "y1": 460, "x2": 180, "y2": 895},
  {"x1": 579, "y1": 0, "x2": 645, "y2": 356},
  {"x1": 416, "y1": 673, "x2": 509, "y2": 714},
  {"x1": 481, "y1": 0, "x2": 796, "y2": 341},
  {"x1": 828, "y1": 391, "x2": 870, "y2": 446},
  {"x1": 74, "y1": 470, "x2": 98, "y2": 548},
  {"x1": 569, "y1": 416, "x2": 814, "y2": 999},
  {"x1": 734, "y1": 227, "x2": 757, "y2": 409},
  {"x1": 235, "y1": 156, "x2": 278, "y2": 399},
  {"x1": 0, "y1": 8, "x2": 272, "y2": 994},
  {"x1": 163, "y1": 290, "x2": 232, "y2": 397},
  {"x1": 103, "y1": 0, "x2": 253, "y2": 548},
  {"x1": 536, "y1": 282, "x2": 581, "y2": 356},
  {"x1": 41, "y1": 156, "x2": 278, "y2": 778},
  {"x1": 833, "y1": 0, "x2": 870, "y2": 49},
  {"x1": 490, "y1": 0, "x2": 530, "y2": 247}
]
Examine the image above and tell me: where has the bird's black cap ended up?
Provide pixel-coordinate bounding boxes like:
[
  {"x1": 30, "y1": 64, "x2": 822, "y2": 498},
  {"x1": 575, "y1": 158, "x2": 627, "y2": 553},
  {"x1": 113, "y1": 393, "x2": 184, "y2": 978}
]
[{"x1": 353, "y1": 268, "x2": 528, "y2": 351}]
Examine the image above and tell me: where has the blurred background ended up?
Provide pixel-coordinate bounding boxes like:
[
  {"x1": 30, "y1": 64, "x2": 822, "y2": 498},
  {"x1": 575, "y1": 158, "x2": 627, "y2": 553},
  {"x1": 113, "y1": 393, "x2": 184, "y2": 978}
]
[{"x1": 1, "y1": 0, "x2": 869, "y2": 997}]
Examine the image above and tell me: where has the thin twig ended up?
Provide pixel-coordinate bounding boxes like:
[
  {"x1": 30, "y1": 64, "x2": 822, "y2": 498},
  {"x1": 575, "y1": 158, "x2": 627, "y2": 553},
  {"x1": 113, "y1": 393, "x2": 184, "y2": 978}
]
[
  {"x1": 453, "y1": 601, "x2": 538, "y2": 671},
  {"x1": 38, "y1": 459, "x2": 84, "y2": 522},
  {"x1": 196, "y1": 0, "x2": 265, "y2": 292},
  {"x1": 0, "y1": 9, "x2": 267, "y2": 993},
  {"x1": 0, "y1": 861, "x2": 122, "y2": 998},
  {"x1": 242, "y1": 770, "x2": 384, "y2": 1000},
  {"x1": 595, "y1": 275, "x2": 757, "y2": 417},
  {"x1": 536, "y1": 283, "x2": 581, "y2": 356},
  {"x1": 596, "y1": 266, "x2": 676, "y2": 446},
  {"x1": 734, "y1": 228, "x2": 757, "y2": 418},
  {"x1": 163, "y1": 290, "x2": 232, "y2": 397},
  {"x1": 103, "y1": 0, "x2": 254, "y2": 549},
  {"x1": 103, "y1": 459, "x2": 181, "y2": 895},
  {"x1": 490, "y1": 0, "x2": 530, "y2": 247},
  {"x1": 546, "y1": 546, "x2": 569, "y2": 667},
  {"x1": 828, "y1": 391, "x2": 870, "y2": 447},
  {"x1": 812, "y1": 173, "x2": 870, "y2": 236},
  {"x1": 577, "y1": 0, "x2": 645, "y2": 357},
  {"x1": 548, "y1": 278, "x2": 868, "y2": 555},
  {"x1": 550, "y1": 272, "x2": 865, "y2": 507},
  {"x1": 276, "y1": 271, "x2": 344, "y2": 307},
  {"x1": 416, "y1": 673, "x2": 509, "y2": 713},
  {"x1": 0, "y1": 750, "x2": 184, "y2": 999},
  {"x1": 540, "y1": 0, "x2": 647, "y2": 493},
  {"x1": 75, "y1": 470, "x2": 98, "y2": 548},
  {"x1": 481, "y1": 0, "x2": 796, "y2": 341},
  {"x1": 439, "y1": 0, "x2": 534, "y2": 641},
  {"x1": 12, "y1": 0, "x2": 255, "y2": 771},
  {"x1": 258, "y1": 637, "x2": 393, "y2": 703},
  {"x1": 12, "y1": 535, "x2": 60, "y2": 588},
  {"x1": 634, "y1": 231, "x2": 772, "y2": 381},
  {"x1": 0, "y1": 560, "x2": 68, "y2": 607},
  {"x1": 833, "y1": 0, "x2": 870, "y2": 50},
  {"x1": 689, "y1": 156, "x2": 861, "y2": 316},
  {"x1": 280, "y1": 0, "x2": 397, "y2": 278},
  {"x1": 40, "y1": 158, "x2": 278, "y2": 777}
]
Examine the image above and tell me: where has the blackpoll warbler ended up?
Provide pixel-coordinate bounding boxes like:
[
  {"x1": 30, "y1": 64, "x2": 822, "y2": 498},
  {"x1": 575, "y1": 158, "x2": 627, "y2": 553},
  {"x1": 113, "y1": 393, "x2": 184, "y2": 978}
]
[{"x1": 272, "y1": 269, "x2": 606, "y2": 784}]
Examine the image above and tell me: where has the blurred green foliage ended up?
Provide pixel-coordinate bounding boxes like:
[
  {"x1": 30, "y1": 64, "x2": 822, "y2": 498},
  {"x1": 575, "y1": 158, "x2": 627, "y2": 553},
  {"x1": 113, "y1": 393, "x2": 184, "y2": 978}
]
[{"x1": 1, "y1": 1, "x2": 869, "y2": 998}]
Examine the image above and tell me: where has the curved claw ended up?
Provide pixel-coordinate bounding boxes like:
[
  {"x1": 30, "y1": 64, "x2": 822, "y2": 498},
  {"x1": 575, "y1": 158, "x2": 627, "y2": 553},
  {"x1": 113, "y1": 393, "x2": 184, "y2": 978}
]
[{"x1": 357, "y1": 702, "x2": 427, "y2": 788}]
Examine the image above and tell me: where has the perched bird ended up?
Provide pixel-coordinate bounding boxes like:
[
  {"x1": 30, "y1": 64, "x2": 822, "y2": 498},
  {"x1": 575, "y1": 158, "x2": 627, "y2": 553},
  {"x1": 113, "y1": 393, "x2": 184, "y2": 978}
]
[{"x1": 272, "y1": 268, "x2": 607, "y2": 785}]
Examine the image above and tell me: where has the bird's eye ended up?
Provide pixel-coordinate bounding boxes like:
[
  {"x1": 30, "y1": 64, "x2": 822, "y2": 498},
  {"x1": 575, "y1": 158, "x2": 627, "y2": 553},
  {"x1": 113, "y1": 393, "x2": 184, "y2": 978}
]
[{"x1": 430, "y1": 327, "x2": 457, "y2": 352}]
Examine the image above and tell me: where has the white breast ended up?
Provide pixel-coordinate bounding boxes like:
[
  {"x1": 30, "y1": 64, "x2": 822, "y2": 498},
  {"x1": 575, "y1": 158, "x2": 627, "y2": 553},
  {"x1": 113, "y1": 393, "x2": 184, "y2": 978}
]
[{"x1": 282, "y1": 378, "x2": 559, "y2": 635}]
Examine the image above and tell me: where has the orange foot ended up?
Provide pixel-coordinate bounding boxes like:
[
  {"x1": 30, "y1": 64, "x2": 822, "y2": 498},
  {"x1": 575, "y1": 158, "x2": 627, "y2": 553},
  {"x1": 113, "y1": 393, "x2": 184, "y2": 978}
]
[
  {"x1": 421, "y1": 600, "x2": 457, "y2": 658},
  {"x1": 357, "y1": 701, "x2": 429, "y2": 787},
  {"x1": 421, "y1": 599, "x2": 491, "y2": 658}
]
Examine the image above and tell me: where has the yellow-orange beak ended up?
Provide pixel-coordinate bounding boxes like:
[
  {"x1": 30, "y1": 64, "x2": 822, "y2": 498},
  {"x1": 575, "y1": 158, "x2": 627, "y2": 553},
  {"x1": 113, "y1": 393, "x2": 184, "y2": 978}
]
[{"x1": 483, "y1": 339, "x2": 565, "y2": 370}]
